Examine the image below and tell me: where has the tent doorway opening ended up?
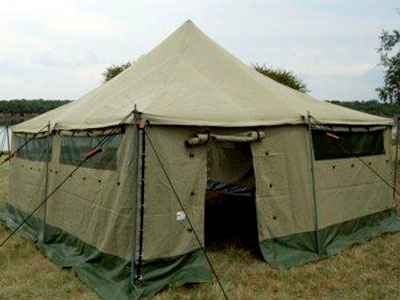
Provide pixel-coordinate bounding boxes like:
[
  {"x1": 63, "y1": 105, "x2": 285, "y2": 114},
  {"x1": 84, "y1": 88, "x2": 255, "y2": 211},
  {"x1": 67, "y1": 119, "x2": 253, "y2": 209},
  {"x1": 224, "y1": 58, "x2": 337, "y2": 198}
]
[{"x1": 205, "y1": 141, "x2": 259, "y2": 252}]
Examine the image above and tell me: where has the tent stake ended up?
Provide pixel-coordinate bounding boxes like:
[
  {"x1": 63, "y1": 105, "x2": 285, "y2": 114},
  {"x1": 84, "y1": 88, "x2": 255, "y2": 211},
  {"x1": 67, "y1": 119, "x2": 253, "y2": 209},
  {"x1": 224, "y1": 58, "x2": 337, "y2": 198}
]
[
  {"x1": 393, "y1": 115, "x2": 399, "y2": 201},
  {"x1": 306, "y1": 112, "x2": 320, "y2": 255}
]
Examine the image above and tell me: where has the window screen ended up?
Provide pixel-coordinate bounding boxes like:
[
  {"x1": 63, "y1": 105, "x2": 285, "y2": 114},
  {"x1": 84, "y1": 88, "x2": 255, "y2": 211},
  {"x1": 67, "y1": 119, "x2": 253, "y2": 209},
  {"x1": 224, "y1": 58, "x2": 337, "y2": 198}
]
[
  {"x1": 14, "y1": 134, "x2": 52, "y2": 162},
  {"x1": 312, "y1": 129, "x2": 385, "y2": 160},
  {"x1": 60, "y1": 134, "x2": 122, "y2": 170}
]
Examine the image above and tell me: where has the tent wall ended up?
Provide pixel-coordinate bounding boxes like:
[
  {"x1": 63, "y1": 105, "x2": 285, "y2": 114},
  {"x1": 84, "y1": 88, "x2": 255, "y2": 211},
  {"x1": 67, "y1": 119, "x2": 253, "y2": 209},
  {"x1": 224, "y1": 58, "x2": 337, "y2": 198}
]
[
  {"x1": 4, "y1": 133, "x2": 51, "y2": 240},
  {"x1": 313, "y1": 127, "x2": 399, "y2": 257},
  {"x1": 141, "y1": 126, "x2": 207, "y2": 260},
  {"x1": 251, "y1": 125, "x2": 317, "y2": 266},
  {"x1": 251, "y1": 125, "x2": 400, "y2": 268},
  {"x1": 135, "y1": 126, "x2": 211, "y2": 292},
  {"x1": 314, "y1": 128, "x2": 393, "y2": 229},
  {"x1": 2, "y1": 125, "x2": 213, "y2": 300},
  {"x1": 2, "y1": 126, "x2": 139, "y2": 300},
  {"x1": 44, "y1": 128, "x2": 136, "y2": 259}
]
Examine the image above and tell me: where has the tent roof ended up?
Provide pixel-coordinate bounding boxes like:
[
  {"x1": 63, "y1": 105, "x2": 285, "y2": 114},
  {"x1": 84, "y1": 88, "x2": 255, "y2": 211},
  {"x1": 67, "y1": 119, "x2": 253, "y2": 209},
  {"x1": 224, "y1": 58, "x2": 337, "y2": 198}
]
[{"x1": 14, "y1": 20, "x2": 391, "y2": 133}]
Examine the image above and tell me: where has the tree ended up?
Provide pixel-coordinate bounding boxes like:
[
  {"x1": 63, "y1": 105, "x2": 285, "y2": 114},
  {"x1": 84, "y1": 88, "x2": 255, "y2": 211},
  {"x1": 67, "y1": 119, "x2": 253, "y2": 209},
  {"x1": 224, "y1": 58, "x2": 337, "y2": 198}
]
[
  {"x1": 0, "y1": 99, "x2": 71, "y2": 126},
  {"x1": 102, "y1": 62, "x2": 132, "y2": 82},
  {"x1": 376, "y1": 23, "x2": 400, "y2": 103},
  {"x1": 254, "y1": 64, "x2": 309, "y2": 93}
]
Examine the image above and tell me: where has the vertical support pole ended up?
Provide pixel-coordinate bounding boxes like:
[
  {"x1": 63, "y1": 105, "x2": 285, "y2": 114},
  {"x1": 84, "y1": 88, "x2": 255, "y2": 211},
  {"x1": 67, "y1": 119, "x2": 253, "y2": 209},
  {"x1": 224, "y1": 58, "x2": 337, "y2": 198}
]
[
  {"x1": 306, "y1": 112, "x2": 320, "y2": 255},
  {"x1": 40, "y1": 123, "x2": 51, "y2": 244},
  {"x1": 393, "y1": 115, "x2": 400, "y2": 201},
  {"x1": 136, "y1": 124, "x2": 146, "y2": 282},
  {"x1": 130, "y1": 116, "x2": 139, "y2": 284},
  {"x1": 132, "y1": 108, "x2": 146, "y2": 284},
  {"x1": 5, "y1": 124, "x2": 11, "y2": 154}
]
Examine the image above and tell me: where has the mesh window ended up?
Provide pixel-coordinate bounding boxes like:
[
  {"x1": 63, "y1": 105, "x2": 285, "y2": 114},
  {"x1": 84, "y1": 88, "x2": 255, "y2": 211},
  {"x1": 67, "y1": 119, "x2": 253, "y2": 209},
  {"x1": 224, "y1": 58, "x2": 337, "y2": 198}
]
[
  {"x1": 14, "y1": 134, "x2": 52, "y2": 162},
  {"x1": 312, "y1": 129, "x2": 385, "y2": 160},
  {"x1": 60, "y1": 134, "x2": 122, "y2": 170}
]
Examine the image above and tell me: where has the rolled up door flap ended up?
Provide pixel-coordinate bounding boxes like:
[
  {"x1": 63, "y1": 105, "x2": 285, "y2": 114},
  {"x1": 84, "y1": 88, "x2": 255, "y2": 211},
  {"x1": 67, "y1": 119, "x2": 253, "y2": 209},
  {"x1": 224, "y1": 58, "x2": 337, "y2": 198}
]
[{"x1": 185, "y1": 131, "x2": 265, "y2": 146}]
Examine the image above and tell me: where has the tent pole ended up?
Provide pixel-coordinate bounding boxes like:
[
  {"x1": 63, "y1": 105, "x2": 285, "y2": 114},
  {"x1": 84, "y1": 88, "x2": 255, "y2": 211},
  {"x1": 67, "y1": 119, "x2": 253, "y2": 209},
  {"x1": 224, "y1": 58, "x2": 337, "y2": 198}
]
[
  {"x1": 40, "y1": 123, "x2": 51, "y2": 244},
  {"x1": 136, "y1": 124, "x2": 146, "y2": 282},
  {"x1": 131, "y1": 115, "x2": 139, "y2": 284},
  {"x1": 306, "y1": 112, "x2": 320, "y2": 255},
  {"x1": 393, "y1": 115, "x2": 400, "y2": 201},
  {"x1": 132, "y1": 108, "x2": 146, "y2": 284}
]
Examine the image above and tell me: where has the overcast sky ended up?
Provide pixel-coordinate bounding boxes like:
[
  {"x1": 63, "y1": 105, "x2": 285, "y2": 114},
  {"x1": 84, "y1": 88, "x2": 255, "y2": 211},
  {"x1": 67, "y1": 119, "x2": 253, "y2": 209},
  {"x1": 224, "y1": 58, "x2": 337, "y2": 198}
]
[{"x1": 1, "y1": 0, "x2": 398, "y2": 101}]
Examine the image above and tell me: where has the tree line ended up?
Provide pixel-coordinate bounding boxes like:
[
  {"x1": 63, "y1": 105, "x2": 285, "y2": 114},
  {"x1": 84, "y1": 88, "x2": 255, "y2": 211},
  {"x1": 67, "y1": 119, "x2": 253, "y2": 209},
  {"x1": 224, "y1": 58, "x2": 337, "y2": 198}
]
[
  {"x1": 0, "y1": 99, "x2": 71, "y2": 114},
  {"x1": 328, "y1": 100, "x2": 400, "y2": 118}
]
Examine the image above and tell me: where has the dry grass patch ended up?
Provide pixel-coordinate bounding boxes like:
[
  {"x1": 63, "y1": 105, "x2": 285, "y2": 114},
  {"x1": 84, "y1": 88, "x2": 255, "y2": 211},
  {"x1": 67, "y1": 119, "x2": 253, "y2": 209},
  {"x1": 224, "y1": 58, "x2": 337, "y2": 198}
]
[{"x1": 0, "y1": 162, "x2": 399, "y2": 300}]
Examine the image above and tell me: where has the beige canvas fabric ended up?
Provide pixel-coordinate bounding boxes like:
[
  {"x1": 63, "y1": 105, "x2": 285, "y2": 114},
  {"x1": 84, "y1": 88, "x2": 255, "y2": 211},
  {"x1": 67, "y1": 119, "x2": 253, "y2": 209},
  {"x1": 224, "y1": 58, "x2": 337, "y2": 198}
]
[
  {"x1": 314, "y1": 128, "x2": 394, "y2": 228},
  {"x1": 44, "y1": 127, "x2": 136, "y2": 259},
  {"x1": 142, "y1": 126, "x2": 207, "y2": 261},
  {"x1": 9, "y1": 156, "x2": 47, "y2": 235},
  {"x1": 251, "y1": 126, "x2": 316, "y2": 240},
  {"x1": 13, "y1": 20, "x2": 390, "y2": 134},
  {"x1": 251, "y1": 125, "x2": 394, "y2": 242},
  {"x1": 8, "y1": 128, "x2": 135, "y2": 259},
  {"x1": 8, "y1": 122, "x2": 395, "y2": 264}
]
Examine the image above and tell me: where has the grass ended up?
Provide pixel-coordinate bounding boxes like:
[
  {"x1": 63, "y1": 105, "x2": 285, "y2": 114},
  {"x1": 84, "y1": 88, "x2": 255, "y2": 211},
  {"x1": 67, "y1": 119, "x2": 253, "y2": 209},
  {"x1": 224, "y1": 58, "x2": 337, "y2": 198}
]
[{"x1": 1, "y1": 161, "x2": 400, "y2": 300}]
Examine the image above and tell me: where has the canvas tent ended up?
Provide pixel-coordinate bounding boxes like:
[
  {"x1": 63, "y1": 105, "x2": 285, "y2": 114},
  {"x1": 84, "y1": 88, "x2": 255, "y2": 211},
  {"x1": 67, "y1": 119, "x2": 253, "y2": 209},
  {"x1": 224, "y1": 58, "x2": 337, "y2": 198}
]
[{"x1": 1, "y1": 20, "x2": 400, "y2": 299}]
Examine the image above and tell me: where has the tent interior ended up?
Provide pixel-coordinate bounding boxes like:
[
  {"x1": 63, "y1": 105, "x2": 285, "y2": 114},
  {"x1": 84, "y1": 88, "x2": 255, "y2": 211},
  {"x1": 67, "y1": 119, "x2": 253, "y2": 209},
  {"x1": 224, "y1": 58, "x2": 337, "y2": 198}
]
[{"x1": 205, "y1": 141, "x2": 259, "y2": 250}]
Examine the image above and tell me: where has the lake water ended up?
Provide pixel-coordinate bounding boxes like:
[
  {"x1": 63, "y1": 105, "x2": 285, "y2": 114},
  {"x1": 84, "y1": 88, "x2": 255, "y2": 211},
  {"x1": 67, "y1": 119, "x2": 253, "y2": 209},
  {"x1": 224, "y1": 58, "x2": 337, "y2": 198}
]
[{"x1": 0, "y1": 126, "x2": 12, "y2": 152}]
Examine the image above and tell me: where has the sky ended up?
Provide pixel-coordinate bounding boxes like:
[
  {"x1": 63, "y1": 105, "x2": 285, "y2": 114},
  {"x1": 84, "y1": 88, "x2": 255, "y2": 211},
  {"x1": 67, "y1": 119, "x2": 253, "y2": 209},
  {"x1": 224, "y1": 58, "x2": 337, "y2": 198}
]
[{"x1": 0, "y1": 0, "x2": 398, "y2": 101}]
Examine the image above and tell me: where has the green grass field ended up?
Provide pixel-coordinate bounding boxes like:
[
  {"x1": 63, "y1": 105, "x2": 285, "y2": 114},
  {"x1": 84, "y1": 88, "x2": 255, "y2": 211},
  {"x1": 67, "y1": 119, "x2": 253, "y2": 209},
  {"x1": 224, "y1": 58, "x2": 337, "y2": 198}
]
[{"x1": 1, "y1": 162, "x2": 400, "y2": 300}]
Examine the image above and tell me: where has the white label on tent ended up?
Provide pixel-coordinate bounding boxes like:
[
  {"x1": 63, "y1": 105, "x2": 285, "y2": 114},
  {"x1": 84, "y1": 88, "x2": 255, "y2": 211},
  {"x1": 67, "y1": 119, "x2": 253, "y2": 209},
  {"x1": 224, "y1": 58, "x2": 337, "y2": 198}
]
[{"x1": 176, "y1": 211, "x2": 186, "y2": 222}]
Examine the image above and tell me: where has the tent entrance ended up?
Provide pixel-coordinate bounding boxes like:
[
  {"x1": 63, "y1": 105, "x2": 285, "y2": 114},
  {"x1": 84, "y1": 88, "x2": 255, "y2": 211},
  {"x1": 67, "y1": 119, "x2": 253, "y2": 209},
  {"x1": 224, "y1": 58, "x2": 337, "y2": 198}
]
[{"x1": 205, "y1": 142, "x2": 259, "y2": 251}]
